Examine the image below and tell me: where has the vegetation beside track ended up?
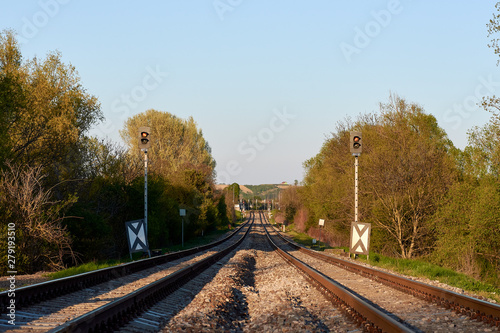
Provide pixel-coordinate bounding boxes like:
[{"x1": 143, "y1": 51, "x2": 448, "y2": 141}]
[
  {"x1": 46, "y1": 221, "x2": 243, "y2": 280},
  {"x1": 279, "y1": 222, "x2": 500, "y2": 303}
]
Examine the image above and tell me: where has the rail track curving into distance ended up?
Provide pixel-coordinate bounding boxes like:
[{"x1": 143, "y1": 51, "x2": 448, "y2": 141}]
[
  {"x1": 261, "y1": 211, "x2": 500, "y2": 332},
  {"x1": 0, "y1": 214, "x2": 254, "y2": 332},
  {"x1": 2, "y1": 211, "x2": 499, "y2": 332}
]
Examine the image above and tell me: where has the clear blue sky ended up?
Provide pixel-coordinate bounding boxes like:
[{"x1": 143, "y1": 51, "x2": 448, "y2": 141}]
[{"x1": 2, "y1": 1, "x2": 498, "y2": 184}]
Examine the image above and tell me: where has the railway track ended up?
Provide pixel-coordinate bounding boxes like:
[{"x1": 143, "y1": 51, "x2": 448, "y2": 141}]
[
  {"x1": 261, "y1": 212, "x2": 500, "y2": 332},
  {"x1": 0, "y1": 214, "x2": 254, "y2": 332},
  {"x1": 157, "y1": 211, "x2": 362, "y2": 332},
  {"x1": 2, "y1": 211, "x2": 499, "y2": 332}
]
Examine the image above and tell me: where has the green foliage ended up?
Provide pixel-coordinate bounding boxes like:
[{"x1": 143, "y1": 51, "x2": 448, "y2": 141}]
[
  {"x1": 297, "y1": 91, "x2": 500, "y2": 287},
  {"x1": 0, "y1": 32, "x2": 227, "y2": 273},
  {"x1": 301, "y1": 94, "x2": 456, "y2": 259},
  {"x1": 364, "y1": 252, "x2": 500, "y2": 298},
  {"x1": 282, "y1": 223, "x2": 500, "y2": 301},
  {"x1": 47, "y1": 260, "x2": 121, "y2": 279},
  {"x1": 217, "y1": 194, "x2": 230, "y2": 226},
  {"x1": 429, "y1": 176, "x2": 500, "y2": 287},
  {"x1": 120, "y1": 109, "x2": 215, "y2": 178},
  {"x1": 241, "y1": 184, "x2": 279, "y2": 199},
  {"x1": 487, "y1": 2, "x2": 500, "y2": 66},
  {"x1": 2, "y1": 37, "x2": 102, "y2": 178}
]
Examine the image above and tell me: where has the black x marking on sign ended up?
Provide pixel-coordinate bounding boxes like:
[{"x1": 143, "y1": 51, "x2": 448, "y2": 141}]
[
  {"x1": 350, "y1": 223, "x2": 371, "y2": 254},
  {"x1": 126, "y1": 219, "x2": 148, "y2": 253}
]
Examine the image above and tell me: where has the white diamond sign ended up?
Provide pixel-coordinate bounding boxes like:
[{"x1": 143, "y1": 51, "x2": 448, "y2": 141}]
[
  {"x1": 125, "y1": 219, "x2": 149, "y2": 253},
  {"x1": 349, "y1": 222, "x2": 371, "y2": 255}
]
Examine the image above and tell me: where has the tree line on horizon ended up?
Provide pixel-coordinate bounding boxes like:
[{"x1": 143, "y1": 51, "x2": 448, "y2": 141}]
[{"x1": 0, "y1": 30, "x2": 234, "y2": 274}]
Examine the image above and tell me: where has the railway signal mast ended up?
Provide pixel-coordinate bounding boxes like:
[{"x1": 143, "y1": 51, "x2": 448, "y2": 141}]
[
  {"x1": 139, "y1": 126, "x2": 151, "y2": 258},
  {"x1": 350, "y1": 132, "x2": 362, "y2": 223},
  {"x1": 349, "y1": 131, "x2": 371, "y2": 259}
]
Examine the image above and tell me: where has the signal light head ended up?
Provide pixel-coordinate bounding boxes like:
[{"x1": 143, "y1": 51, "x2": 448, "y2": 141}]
[
  {"x1": 350, "y1": 131, "x2": 362, "y2": 154},
  {"x1": 353, "y1": 136, "x2": 361, "y2": 148},
  {"x1": 138, "y1": 127, "x2": 151, "y2": 150}
]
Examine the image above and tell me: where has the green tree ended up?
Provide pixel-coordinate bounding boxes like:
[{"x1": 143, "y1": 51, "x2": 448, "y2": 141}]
[
  {"x1": 279, "y1": 186, "x2": 302, "y2": 224},
  {"x1": 430, "y1": 118, "x2": 500, "y2": 285},
  {"x1": 0, "y1": 30, "x2": 24, "y2": 165},
  {"x1": 301, "y1": 95, "x2": 456, "y2": 258},
  {"x1": 487, "y1": 2, "x2": 500, "y2": 65},
  {"x1": 362, "y1": 95, "x2": 456, "y2": 258},
  {"x1": 0, "y1": 30, "x2": 102, "y2": 271},
  {"x1": 0, "y1": 30, "x2": 102, "y2": 188},
  {"x1": 430, "y1": 178, "x2": 500, "y2": 286},
  {"x1": 62, "y1": 138, "x2": 132, "y2": 259},
  {"x1": 301, "y1": 119, "x2": 362, "y2": 243},
  {"x1": 217, "y1": 194, "x2": 230, "y2": 227},
  {"x1": 483, "y1": 3, "x2": 500, "y2": 117},
  {"x1": 120, "y1": 109, "x2": 215, "y2": 179},
  {"x1": 224, "y1": 183, "x2": 240, "y2": 222}
]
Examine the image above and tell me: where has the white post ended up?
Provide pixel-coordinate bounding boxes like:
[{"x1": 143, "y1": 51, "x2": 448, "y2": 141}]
[
  {"x1": 320, "y1": 226, "x2": 322, "y2": 249},
  {"x1": 179, "y1": 209, "x2": 186, "y2": 247},
  {"x1": 355, "y1": 155, "x2": 359, "y2": 223},
  {"x1": 144, "y1": 150, "x2": 150, "y2": 258}
]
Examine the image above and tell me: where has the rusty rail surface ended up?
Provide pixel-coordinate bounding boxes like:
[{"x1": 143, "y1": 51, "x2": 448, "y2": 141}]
[
  {"x1": 265, "y1": 213, "x2": 500, "y2": 329},
  {"x1": 260, "y1": 212, "x2": 413, "y2": 333},
  {"x1": 0, "y1": 215, "x2": 251, "y2": 313},
  {"x1": 50, "y1": 213, "x2": 255, "y2": 333}
]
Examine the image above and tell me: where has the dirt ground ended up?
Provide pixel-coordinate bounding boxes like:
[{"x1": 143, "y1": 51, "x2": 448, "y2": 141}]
[{"x1": 0, "y1": 271, "x2": 51, "y2": 291}]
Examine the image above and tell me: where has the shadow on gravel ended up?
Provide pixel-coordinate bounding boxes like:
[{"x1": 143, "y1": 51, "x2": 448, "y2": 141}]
[
  {"x1": 286, "y1": 291, "x2": 331, "y2": 332},
  {"x1": 211, "y1": 254, "x2": 256, "y2": 331}
]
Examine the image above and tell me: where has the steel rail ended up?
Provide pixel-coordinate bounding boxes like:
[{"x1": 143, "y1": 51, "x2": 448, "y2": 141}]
[
  {"x1": 0, "y1": 217, "x2": 250, "y2": 313},
  {"x1": 49, "y1": 214, "x2": 255, "y2": 333},
  {"x1": 260, "y1": 212, "x2": 413, "y2": 333},
  {"x1": 267, "y1": 215, "x2": 500, "y2": 328}
]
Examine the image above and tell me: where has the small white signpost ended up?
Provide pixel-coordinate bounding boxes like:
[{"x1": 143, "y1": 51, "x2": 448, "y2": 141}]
[
  {"x1": 318, "y1": 219, "x2": 325, "y2": 248},
  {"x1": 180, "y1": 209, "x2": 186, "y2": 247}
]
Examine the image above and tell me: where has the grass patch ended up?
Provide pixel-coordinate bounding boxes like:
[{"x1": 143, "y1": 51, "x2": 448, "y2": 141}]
[
  {"x1": 285, "y1": 225, "x2": 328, "y2": 251},
  {"x1": 47, "y1": 260, "x2": 121, "y2": 280},
  {"x1": 164, "y1": 227, "x2": 231, "y2": 253},
  {"x1": 356, "y1": 252, "x2": 500, "y2": 303}
]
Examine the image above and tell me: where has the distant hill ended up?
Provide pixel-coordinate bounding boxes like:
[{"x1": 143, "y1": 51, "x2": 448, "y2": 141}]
[
  {"x1": 215, "y1": 183, "x2": 290, "y2": 200},
  {"x1": 215, "y1": 184, "x2": 253, "y2": 194}
]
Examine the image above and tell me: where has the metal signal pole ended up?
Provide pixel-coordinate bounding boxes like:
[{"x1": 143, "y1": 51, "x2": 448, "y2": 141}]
[
  {"x1": 355, "y1": 155, "x2": 359, "y2": 223},
  {"x1": 144, "y1": 149, "x2": 150, "y2": 258},
  {"x1": 139, "y1": 126, "x2": 151, "y2": 258},
  {"x1": 350, "y1": 132, "x2": 362, "y2": 224}
]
